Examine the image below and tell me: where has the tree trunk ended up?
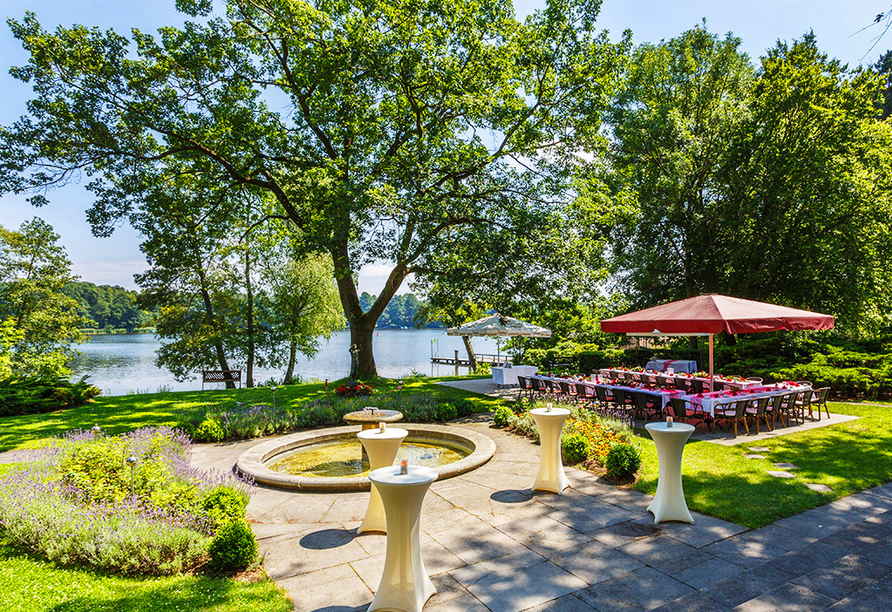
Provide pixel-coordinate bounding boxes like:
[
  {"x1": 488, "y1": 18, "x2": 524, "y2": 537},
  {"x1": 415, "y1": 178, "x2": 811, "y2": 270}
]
[
  {"x1": 196, "y1": 263, "x2": 235, "y2": 389},
  {"x1": 244, "y1": 238, "x2": 255, "y2": 388},
  {"x1": 284, "y1": 338, "x2": 298, "y2": 384},
  {"x1": 330, "y1": 240, "x2": 410, "y2": 379},
  {"x1": 462, "y1": 335, "x2": 478, "y2": 371}
]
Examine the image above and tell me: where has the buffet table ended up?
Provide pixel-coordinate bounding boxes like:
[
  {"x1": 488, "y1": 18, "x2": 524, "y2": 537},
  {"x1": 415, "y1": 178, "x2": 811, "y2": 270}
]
[{"x1": 492, "y1": 365, "x2": 538, "y2": 387}]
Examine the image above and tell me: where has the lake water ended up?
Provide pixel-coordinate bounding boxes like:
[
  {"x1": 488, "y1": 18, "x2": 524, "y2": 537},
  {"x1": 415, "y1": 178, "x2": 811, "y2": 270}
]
[{"x1": 70, "y1": 329, "x2": 503, "y2": 396}]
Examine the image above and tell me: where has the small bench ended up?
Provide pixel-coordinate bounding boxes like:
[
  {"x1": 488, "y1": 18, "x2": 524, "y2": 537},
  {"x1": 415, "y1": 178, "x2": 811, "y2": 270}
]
[{"x1": 202, "y1": 370, "x2": 242, "y2": 390}]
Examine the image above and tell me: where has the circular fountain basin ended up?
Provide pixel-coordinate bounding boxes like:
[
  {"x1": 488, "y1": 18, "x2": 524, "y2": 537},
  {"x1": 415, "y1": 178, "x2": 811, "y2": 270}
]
[{"x1": 236, "y1": 424, "x2": 496, "y2": 492}]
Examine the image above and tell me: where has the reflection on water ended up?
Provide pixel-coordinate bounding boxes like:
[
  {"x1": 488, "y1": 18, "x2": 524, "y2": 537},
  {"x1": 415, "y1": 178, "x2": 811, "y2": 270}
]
[
  {"x1": 268, "y1": 438, "x2": 470, "y2": 478},
  {"x1": 70, "y1": 329, "x2": 500, "y2": 396}
]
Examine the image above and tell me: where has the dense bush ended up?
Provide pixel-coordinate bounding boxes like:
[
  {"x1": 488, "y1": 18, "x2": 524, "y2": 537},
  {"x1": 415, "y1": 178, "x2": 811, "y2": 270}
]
[
  {"x1": 492, "y1": 405, "x2": 514, "y2": 428},
  {"x1": 0, "y1": 426, "x2": 252, "y2": 575},
  {"x1": 451, "y1": 398, "x2": 475, "y2": 418},
  {"x1": 0, "y1": 376, "x2": 101, "y2": 416},
  {"x1": 561, "y1": 433, "x2": 591, "y2": 465},
  {"x1": 436, "y1": 403, "x2": 458, "y2": 421},
  {"x1": 208, "y1": 520, "x2": 258, "y2": 572},
  {"x1": 605, "y1": 443, "x2": 642, "y2": 479}
]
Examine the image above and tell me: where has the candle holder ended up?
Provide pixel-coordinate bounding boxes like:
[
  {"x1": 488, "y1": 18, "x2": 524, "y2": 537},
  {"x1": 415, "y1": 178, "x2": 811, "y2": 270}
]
[
  {"x1": 666, "y1": 416, "x2": 674, "y2": 428},
  {"x1": 399, "y1": 459, "x2": 408, "y2": 475},
  {"x1": 379, "y1": 422, "x2": 386, "y2": 434}
]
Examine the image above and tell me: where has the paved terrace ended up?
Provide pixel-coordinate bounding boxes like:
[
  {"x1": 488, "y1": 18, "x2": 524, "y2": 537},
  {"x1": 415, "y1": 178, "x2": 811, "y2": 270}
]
[{"x1": 191, "y1": 418, "x2": 892, "y2": 612}]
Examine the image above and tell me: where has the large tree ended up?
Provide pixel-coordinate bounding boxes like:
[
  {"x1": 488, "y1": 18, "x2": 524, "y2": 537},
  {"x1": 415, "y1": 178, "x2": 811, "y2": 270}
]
[
  {"x1": 0, "y1": 0, "x2": 626, "y2": 378},
  {"x1": 0, "y1": 218, "x2": 89, "y2": 378},
  {"x1": 603, "y1": 24, "x2": 754, "y2": 308}
]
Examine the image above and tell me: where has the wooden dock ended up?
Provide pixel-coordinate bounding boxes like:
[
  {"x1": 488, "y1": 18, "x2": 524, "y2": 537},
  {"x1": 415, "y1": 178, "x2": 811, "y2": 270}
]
[{"x1": 430, "y1": 352, "x2": 506, "y2": 367}]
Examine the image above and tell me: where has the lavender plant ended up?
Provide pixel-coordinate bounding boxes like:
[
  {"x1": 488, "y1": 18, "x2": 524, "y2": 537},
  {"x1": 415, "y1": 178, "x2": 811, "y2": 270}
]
[{"x1": 0, "y1": 426, "x2": 252, "y2": 575}]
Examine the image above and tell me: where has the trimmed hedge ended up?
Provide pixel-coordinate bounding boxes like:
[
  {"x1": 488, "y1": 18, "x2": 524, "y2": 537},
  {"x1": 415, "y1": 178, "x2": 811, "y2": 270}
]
[{"x1": 0, "y1": 376, "x2": 101, "y2": 416}]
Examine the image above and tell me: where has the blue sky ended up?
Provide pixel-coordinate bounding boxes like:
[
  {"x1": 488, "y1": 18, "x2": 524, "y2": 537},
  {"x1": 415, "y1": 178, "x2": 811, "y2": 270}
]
[{"x1": 1, "y1": 0, "x2": 887, "y2": 293}]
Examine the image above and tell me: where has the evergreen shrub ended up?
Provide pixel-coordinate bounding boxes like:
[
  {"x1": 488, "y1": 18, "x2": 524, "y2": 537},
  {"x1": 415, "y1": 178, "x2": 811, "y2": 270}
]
[
  {"x1": 605, "y1": 443, "x2": 641, "y2": 479},
  {"x1": 208, "y1": 520, "x2": 258, "y2": 572}
]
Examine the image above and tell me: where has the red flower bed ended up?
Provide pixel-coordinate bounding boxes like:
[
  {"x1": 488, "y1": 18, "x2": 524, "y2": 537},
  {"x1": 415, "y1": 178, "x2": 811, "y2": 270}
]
[{"x1": 334, "y1": 381, "x2": 374, "y2": 398}]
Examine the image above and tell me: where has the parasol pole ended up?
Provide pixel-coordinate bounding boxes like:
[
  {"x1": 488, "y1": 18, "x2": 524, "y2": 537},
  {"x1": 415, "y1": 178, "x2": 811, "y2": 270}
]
[{"x1": 708, "y1": 333, "x2": 714, "y2": 391}]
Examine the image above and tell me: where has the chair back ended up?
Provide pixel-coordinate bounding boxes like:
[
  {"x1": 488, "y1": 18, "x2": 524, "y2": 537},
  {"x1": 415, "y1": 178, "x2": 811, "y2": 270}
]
[
  {"x1": 769, "y1": 393, "x2": 785, "y2": 412},
  {"x1": 796, "y1": 381, "x2": 813, "y2": 387},
  {"x1": 712, "y1": 380, "x2": 725, "y2": 392},
  {"x1": 622, "y1": 372, "x2": 635, "y2": 383},
  {"x1": 747, "y1": 377, "x2": 763, "y2": 383},
  {"x1": 797, "y1": 389, "x2": 814, "y2": 404},
  {"x1": 673, "y1": 377, "x2": 689, "y2": 392},
  {"x1": 691, "y1": 379, "x2": 705, "y2": 393},
  {"x1": 575, "y1": 382, "x2": 592, "y2": 400},
  {"x1": 753, "y1": 396, "x2": 770, "y2": 416},
  {"x1": 612, "y1": 388, "x2": 629, "y2": 405},
  {"x1": 517, "y1": 376, "x2": 530, "y2": 390},
  {"x1": 733, "y1": 398, "x2": 750, "y2": 417},
  {"x1": 668, "y1": 397, "x2": 688, "y2": 420},
  {"x1": 631, "y1": 391, "x2": 650, "y2": 411},
  {"x1": 594, "y1": 385, "x2": 609, "y2": 403},
  {"x1": 530, "y1": 378, "x2": 545, "y2": 393},
  {"x1": 558, "y1": 381, "x2": 575, "y2": 396},
  {"x1": 814, "y1": 387, "x2": 830, "y2": 403}
]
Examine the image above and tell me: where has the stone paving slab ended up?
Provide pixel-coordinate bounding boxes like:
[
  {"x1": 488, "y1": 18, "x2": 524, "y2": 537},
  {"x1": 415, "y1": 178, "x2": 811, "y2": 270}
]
[{"x1": 183, "y1": 416, "x2": 892, "y2": 611}]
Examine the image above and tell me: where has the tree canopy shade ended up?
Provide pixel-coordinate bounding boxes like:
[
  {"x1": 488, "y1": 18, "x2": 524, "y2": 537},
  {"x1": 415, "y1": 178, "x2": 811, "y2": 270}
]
[{"x1": 0, "y1": 0, "x2": 628, "y2": 378}]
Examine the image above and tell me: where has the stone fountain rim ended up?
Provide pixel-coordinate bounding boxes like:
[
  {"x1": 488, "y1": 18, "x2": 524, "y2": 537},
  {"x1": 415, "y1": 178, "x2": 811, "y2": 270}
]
[{"x1": 235, "y1": 423, "x2": 495, "y2": 493}]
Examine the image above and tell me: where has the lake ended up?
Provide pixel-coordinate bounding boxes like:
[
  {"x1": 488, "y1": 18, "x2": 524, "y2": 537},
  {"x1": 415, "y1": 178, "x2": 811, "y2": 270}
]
[{"x1": 70, "y1": 329, "x2": 503, "y2": 396}]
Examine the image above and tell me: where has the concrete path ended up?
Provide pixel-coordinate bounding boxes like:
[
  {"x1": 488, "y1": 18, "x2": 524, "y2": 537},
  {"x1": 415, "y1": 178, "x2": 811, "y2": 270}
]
[{"x1": 190, "y1": 419, "x2": 892, "y2": 612}]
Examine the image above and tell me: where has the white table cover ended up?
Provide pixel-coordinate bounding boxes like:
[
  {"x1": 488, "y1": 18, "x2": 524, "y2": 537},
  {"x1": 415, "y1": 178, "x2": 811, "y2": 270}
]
[
  {"x1": 492, "y1": 365, "x2": 538, "y2": 387},
  {"x1": 645, "y1": 359, "x2": 698, "y2": 373}
]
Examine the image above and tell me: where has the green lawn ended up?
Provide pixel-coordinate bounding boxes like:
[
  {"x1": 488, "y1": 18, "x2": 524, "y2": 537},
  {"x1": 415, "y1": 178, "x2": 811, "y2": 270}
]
[
  {"x1": 0, "y1": 375, "x2": 503, "y2": 452},
  {"x1": 0, "y1": 534, "x2": 292, "y2": 612},
  {"x1": 632, "y1": 401, "x2": 892, "y2": 528}
]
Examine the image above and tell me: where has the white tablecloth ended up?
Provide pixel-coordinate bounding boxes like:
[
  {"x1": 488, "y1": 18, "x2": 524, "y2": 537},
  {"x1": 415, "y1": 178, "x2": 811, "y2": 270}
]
[
  {"x1": 681, "y1": 384, "x2": 810, "y2": 416},
  {"x1": 645, "y1": 359, "x2": 698, "y2": 373},
  {"x1": 492, "y1": 365, "x2": 538, "y2": 387}
]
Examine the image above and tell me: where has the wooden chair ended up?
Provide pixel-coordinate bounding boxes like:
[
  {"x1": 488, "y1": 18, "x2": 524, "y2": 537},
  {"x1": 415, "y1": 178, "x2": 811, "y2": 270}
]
[
  {"x1": 529, "y1": 377, "x2": 549, "y2": 400},
  {"x1": 793, "y1": 389, "x2": 814, "y2": 424},
  {"x1": 714, "y1": 398, "x2": 751, "y2": 438},
  {"x1": 776, "y1": 392, "x2": 800, "y2": 427},
  {"x1": 810, "y1": 387, "x2": 831, "y2": 421},
  {"x1": 691, "y1": 379, "x2": 706, "y2": 393},
  {"x1": 673, "y1": 377, "x2": 690, "y2": 393},
  {"x1": 747, "y1": 396, "x2": 773, "y2": 434},
  {"x1": 631, "y1": 391, "x2": 662, "y2": 422},
  {"x1": 516, "y1": 376, "x2": 532, "y2": 399},
  {"x1": 575, "y1": 382, "x2": 595, "y2": 406},
  {"x1": 558, "y1": 380, "x2": 578, "y2": 403},
  {"x1": 610, "y1": 388, "x2": 636, "y2": 419},
  {"x1": 747, "y1": 377, "x2": 763, "y2": 383},
  {"x1": 767, "y1": 393, "x2": 785, "y2": 428},
  {"x1": 594, "y1": 385, "x2": 615, "y2": 409},
  {"x1": 668, "y1": 397, "x2": 709, "y2": 431}
]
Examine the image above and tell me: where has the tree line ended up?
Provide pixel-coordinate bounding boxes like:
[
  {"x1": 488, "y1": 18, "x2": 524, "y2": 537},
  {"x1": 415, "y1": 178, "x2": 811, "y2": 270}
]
[{"x1": 3, "y1": 1, "x2": 892, "y2": 382}]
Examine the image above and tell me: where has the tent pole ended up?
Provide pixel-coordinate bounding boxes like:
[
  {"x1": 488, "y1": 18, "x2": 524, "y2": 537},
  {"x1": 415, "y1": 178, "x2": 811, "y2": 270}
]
[{"x1": 709, "y1": 333, "x2": 714, "y2": 391}]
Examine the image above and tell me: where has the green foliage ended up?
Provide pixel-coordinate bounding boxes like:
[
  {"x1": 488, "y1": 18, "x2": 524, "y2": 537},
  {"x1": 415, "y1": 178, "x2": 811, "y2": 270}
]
[
  {"x1": 450, "y1": 399, "x2": 475, "y2": 418},
  {"x1": 1, "y1": 2, "x2": 628, "y2": 379},
  {"x1": 194, "y1": 419, "x2": 225, "y2": 443},
  {"x1": 561, "y1": 433, "x2": 591, "y2": 465},
  {"x1": 202, "y1": 487, "x2": 250, "y2": 532},
  {"x1": 0, "y1": 219, "x2": 90, "y2": 379},
  {"x1": 605, "y1": 443, "x2": 642, "y2": 479},
  {"x1": 208, "y1": 521, "x2": 258, "y2": 573},
  {"x1": 62, "y1": 281, "x2": 153, "y2": 332},
  {"x1": 0, "y1": 376, "x2": 100, "y2": 416},
  {"x1": 436, "y1": 403, "x2": 458, "y2": 422},
  {"x1": 492, "y1": 405, "x2": 514, "y2": 428}
]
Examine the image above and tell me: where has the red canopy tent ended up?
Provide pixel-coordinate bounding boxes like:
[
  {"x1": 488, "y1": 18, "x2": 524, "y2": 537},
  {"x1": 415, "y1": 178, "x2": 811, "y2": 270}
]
[{"x1": 600, "y1": 294, "x2": 834, "y2": 385}]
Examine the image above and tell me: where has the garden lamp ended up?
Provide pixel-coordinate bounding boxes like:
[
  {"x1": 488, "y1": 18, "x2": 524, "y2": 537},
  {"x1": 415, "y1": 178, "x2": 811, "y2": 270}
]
[
  {"x1": 271, "y1": 386, "x2": 277, "y2": 410},
  {"x1": 125, "y1": 456, "x2": 138, "y2": 499}
]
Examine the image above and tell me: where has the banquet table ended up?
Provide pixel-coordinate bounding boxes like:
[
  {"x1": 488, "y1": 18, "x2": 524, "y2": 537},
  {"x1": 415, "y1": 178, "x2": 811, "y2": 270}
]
[
  {"x1": 598, "y1": 369, "x2": 763, "y2": 391},
  {"x1": 645, "y1": 359, "x2": 698, "y2": 373},
  {"x1": 681, "y1": 384, "x2": 811, "y2": 416}
]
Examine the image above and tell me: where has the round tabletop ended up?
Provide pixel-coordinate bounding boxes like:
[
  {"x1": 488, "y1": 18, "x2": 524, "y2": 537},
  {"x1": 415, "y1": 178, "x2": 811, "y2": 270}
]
[
  {"x1": 645, "y1": 422, "x2": 696, "y2": 434},
  {"x1": 357, "y1": 427, "x2": 408, "y2": 442},
  {"x1": 530, "y1": 407, "x2": 571, "y2": 417},
  {"x1": 343, "y1": 409, "x2": 404, "y2": 425},
  {"x1": 369, "y1": 465, "x2": 438, "y2": 486}
]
